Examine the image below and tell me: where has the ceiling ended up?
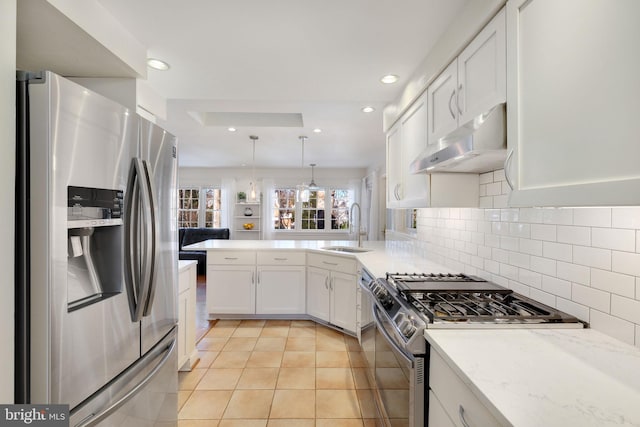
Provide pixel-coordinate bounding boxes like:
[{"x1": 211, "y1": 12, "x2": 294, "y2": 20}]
[{"x1": 25, "y1": 0, "x2": 471, "y2": 169}]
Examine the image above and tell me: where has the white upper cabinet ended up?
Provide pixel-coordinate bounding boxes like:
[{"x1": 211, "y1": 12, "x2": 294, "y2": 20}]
[
  {"x1": 457, "y1": 7, "x2": 506, "y2": 124},
  {"x1": 428, "y1": 8, "x2": 506, "y2": 144},
  {"x1": 506, "y1": 0, "x2": 640, "y2": 206},
  {"x1": 427, "y1": 60, "x2": 459, "y2": 144},
  {"x1": 386, "y1": 93, "x2": 430, "y2": 208}
]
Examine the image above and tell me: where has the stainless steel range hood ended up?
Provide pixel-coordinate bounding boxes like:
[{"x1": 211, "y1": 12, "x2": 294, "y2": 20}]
[{"x1": 410, "y1": 103, "x2": 506, "y2": 174}]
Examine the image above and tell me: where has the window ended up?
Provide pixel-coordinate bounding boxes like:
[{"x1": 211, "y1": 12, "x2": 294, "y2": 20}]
[
  {"x1": 178, "y1": 187, "x2": 222, "y2": 228},
  {"x1": 273, "y1": 189, "x2": 296, "y2": 230},
  {"x1": 272, "y1": 187, "x2": 352, "y2": 231}
]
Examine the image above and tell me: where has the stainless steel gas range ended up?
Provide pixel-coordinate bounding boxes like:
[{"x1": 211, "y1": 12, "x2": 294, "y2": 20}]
[{"x1": 359, "y1": 270, "x2": 585, "y2": 427}]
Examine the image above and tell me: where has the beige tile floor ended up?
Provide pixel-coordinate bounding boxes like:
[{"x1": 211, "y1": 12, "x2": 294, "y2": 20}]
[{"x1": 178, "y1": 319, "x2": 377, "y2": 427}]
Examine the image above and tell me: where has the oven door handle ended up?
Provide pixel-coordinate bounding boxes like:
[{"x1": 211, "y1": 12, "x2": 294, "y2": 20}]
[{"x1": 372, "y1": 304, "x2": 415, "y2": 368}]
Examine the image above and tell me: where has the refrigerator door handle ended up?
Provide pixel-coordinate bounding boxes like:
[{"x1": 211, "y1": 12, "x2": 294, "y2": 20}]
[
  {"x1": 141, "y1": 160, "x2": 159, "y2": 316},
  {"x1": 73, "y1": 336, "x2": 176, "y2": 427},
  {"x1": 124, "y1": 158, "x2": 153, "y2": 322}
]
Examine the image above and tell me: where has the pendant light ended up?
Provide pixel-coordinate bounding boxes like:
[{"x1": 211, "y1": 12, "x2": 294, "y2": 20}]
[
  {"x1": 296, "y1": 136, "x2": 310, "y2": 203},
  {"x1": 248, "y1": 135, "x2": 258, "y2": 202},
  {"x1": 308, "y1": 163, "x2": 319, "y2": 190}
]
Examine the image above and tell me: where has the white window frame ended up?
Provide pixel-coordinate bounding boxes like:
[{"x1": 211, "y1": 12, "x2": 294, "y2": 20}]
[
  {"x1": 271, "y1": 186, "x2": 353, "y2": 232},
  {"x1": 178, "y1": 187, "x2": 222, "y2": 228}
]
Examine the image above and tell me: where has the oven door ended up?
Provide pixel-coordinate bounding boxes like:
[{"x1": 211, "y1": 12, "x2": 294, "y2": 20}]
[{"x1": 372, "y1": 303, "x2": 425, "y2": 427}]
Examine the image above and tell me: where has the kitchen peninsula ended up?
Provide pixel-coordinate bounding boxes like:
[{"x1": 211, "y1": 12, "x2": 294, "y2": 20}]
[{"x1": 186, "y1": 239, "x2": 640, "y2": 426}]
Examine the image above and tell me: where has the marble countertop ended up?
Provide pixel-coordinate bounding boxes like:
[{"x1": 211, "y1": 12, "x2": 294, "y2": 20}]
[
  {"x1": 183, "y1": 239, "x2": 454, "y2": 278},
  {"x1": 425, "y1": 328, "x2": 640, "y2": 427}
]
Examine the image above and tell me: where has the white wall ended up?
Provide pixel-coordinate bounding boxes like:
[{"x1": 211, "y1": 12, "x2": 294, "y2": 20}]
[
  {"x1": 1, "y1": 0, "x2": 16, "y2": 403},
  {"x1": 391, "y1": 170, "x2": 640, "y2": 348}
]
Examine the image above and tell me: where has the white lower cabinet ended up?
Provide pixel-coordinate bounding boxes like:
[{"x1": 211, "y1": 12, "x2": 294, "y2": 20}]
[
  {"x1": 256, "y1": 266, "x2": 306, "y2": 314},
  {"x1": 430, "y1": 349, "x2": 504, "y2": 427},
  {"x1": 306, "y1": 254, "x2": 357, "y2": 333},
  {"x1": 178, "y1": 260, "x2": 198, "y2": 371},
  {"x1": 428, "y1": 390, "x2": 456, "y2": 427},
  {"x1": 206, "y1": 265, "x2": 256, "y2": 314},
  {"x1": 306, "y1": 266, "x2": 331, "y2": 322}
]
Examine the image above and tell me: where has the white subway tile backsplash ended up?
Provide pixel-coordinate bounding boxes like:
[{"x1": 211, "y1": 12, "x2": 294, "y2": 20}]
[
  {"x1": 519, "y1": 238, "x2": 543, "y2": 256},
  {"x1": 531, "y1": 224, "x2": 557, "y2": 241},
  {"x1": 500, "y1": 263, "x2": 519, "y2": 281},
  {"x1": 501, "y1": 208, "x2": 519, "y2": 222},
  {"x1": 611, "y1": 295, "x2": 640, "y2": 325},
  {"x1": 530, "y1": 256, "x2": 557, "y2": 277},
  {"x1": 493, "y1": 195, "x2": 509, "y2": 209},
  {"x1": 508, "y1": 252, "x2": 530, "y2": 269},
  {"x1": 573, "y1": 246, "x2": 611, "y2": 270},
  {"x1": 542, "y1": 275, "x2": 571, "y2": 299},
  {"x1": 408, "y1": 181, "x2": 640, "y2": 345},
  {"x1": 543, "y1": 241, "x2": 573, "y2": 262},
  {"x1": 612, "y1": 251, "x2": 640, "y2": 277},
  {"x1": 556, "y1": 262, "x2": 590, "y2": 286},
  {"x1": 571, "y1": 283, "x2": 610, "y2": 313},
  {"x1": 591, "y1": 228, "x2": 636, "y2": 252},
  {"x1": 573, "y1": 207, "x2": 612, "y2": 227},
  {"x1": 542, "y1": 208, "x2": 573, "y2": 225},
  {"x1": 591, "y1": 269, "x2": 635, "y2": 298},
  {"x1": 556, "y1": 297, "x2": 590, "y2": 323},
  {"x1": 529, "y1": 288, "x2": 557, "y2": 307},
  {"x1": 501, "y1": 181, "x2": 511, "y2": 195},
  {"x1": 479, "y1": 171, "x2": 494, "y2": 184},
  {"x1": 520, "y1": 208, "x2": 544, "y2": 224},
  {"x1": 557, "y1": 226, "x2": 591, "y2": 246},
  {"x1": 589, "y1": 310, "x2": 635, "y2": 345},
  {"x1": 612, "y1": 207, "x2": 640, "y2": 229},
  {"x1": 492, "y1": 248, "x2": 509, "y2": 263},
  {"x1": 486, "y1": 182, "x2": 502, "y2": 196},
  {"x1": 509, "y1": 223, "x2": 530, "y2": 238},
  {"x1": 519, "y1": 268, "x2": 542, "y2": 289},
  {"x1": 493, "y1": 169, "x2": 506, "y2": 182},
  {"x1": 500, "y1": 236, "x2": 519, "y2": 251}
]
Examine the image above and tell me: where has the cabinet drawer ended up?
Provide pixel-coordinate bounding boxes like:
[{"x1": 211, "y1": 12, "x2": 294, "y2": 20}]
[
  {"x1": 307, "y1": 253, "x2": 357, "y2": 274},
  {"x1": 430, "y1": 349, "x2": 503, "y2": 427},
  {"x1": 257, "y1": 251, "x2": 306, "y2": 266},
  {"x1": 208, "y1": 251, "x2": 256, "y2": 265}
]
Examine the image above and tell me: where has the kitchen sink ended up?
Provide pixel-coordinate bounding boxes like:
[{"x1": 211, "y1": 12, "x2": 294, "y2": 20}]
[{"x1": 321, "y1": 246, "x2": 372, "y2": 253}]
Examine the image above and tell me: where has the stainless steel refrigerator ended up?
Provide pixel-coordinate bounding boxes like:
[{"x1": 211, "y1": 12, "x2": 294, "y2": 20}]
[{"x1": 15, "y1": 70, "x2": 179, "y2": 426}]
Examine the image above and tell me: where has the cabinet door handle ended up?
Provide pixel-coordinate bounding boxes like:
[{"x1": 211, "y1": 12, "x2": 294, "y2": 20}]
[
  {"x1": 330, "y1": 277, "x2": 334, "y2": 291},
  {"x1": 504, "y1": 148, "x2": 515, "y2": 190},
  {"x1": 457, "y1": 84, "x2": 463, "y2": 115},
  {"x1": 257, "y1": 272, "x2": 260, "y2": 284},
  {"x1": 324, "y1": 277, "x2": 329, "y2": 289},
  {"x1": 459, "y1": 405, "x2": 471, "y2": 427},
  {"x1": 448, "y1": 88, "x2": 457, "y2": 119},
  {"x1": 224, "y1": 257, "x2": 238, "y2": 260},
  {"x1": 252, "y1": 272, "x2": 255, "y2": 284},
  {"x1": 274, "y1": 257, "x2": 288, "y2": 261},
  {"x1": 322, "y1": 261, "x2": 338, "y2": 266}
]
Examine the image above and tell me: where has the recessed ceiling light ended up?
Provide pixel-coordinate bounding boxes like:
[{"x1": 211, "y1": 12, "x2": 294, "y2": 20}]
[
  {"x1": 361, "y1": 106, "x2": 375, "y2": 113},
  {"x1": 147, "y1": 58, "x2": 170, "y2": 71},
  {"x1": 313, "y1": 128, "x2": 322, "y2": 133},
  {"x1": 228, "y1": 127, "x2": 237, "y2": 132},
  {"x1": 380, "y1": 74, "x2": 399, "y2": 84}
]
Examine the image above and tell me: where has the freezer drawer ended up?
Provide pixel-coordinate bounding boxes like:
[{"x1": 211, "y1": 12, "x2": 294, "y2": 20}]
[{"x1": 70, "y1": 328, "x2": 178, "y2": 427}]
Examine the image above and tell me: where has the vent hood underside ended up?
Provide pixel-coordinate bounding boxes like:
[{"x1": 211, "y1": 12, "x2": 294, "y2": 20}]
[{"x1": 410, "y1": 103, "x2": 506, "y2": 174}]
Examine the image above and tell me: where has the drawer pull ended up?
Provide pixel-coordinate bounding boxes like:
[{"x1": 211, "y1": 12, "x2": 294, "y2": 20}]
[
  {"x1": 224, "y1": 257, "x2": 238, "y2": 260},
  {"x1": 274, "y1": 257, "x2": 288, "y2": 261},
  {"x1": 459, "y1": 405, "x2": 470, "y2": 427},
  {"x1": 322, "y1": 261, "x2": 339, "y2": 266}
]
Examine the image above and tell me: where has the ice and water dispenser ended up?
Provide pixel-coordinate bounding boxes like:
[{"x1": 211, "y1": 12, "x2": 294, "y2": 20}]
[{"x1": 67, "y1": 186, "x2": 124, "y2": 311}]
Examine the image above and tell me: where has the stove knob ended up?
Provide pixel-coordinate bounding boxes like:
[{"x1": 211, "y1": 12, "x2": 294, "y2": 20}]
[{"x1": 398, "y1": 317, "x2": 417, "y2": 338}]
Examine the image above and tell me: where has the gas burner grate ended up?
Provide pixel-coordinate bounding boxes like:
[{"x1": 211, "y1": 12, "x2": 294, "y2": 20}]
[
  {"x1": 402, "y1": 289, "x2": 569, "y2": 323},
  {"x1": 386, "y1": 272, "x2": 485, "y2": 283}
]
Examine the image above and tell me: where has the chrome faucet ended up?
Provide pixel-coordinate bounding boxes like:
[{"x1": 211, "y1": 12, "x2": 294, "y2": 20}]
[{"x1": 349, "y1": 202, "x2": 366, "y2": 247}]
